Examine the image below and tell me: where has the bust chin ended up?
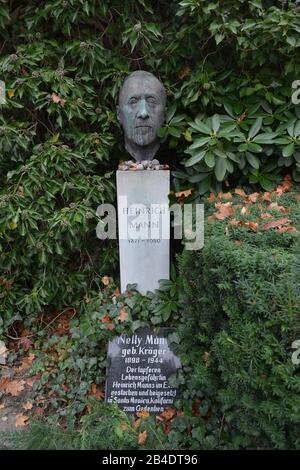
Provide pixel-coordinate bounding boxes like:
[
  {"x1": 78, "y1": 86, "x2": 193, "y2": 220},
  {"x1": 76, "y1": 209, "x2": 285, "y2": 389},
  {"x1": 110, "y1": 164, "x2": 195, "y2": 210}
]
[
  {"x1": 124, "y1": 135, "x2": 160, "y2": 162},
  {"x1": 117, "y1": 71, "x2": 166, "y2": 162}
]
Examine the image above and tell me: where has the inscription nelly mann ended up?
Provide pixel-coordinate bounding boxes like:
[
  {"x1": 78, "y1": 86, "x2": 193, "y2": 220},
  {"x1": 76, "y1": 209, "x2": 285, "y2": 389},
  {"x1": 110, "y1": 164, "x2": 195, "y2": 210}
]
[{"x1": 105, "y1": 328, "x2": 181, "y2": 414}]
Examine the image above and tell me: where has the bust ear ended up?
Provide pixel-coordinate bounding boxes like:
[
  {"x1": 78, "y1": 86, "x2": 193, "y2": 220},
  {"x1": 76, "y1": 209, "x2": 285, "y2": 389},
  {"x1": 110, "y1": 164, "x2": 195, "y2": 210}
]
[{"x1": 116, "y1": 105, "x2": 121, "y2": 122}]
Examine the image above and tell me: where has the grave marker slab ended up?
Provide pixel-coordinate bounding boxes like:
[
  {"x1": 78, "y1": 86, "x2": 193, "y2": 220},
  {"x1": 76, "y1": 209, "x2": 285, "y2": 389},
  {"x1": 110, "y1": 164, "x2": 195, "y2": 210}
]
[{"x1": 105, "y1": 328, "x2": 181, "y2": 414}]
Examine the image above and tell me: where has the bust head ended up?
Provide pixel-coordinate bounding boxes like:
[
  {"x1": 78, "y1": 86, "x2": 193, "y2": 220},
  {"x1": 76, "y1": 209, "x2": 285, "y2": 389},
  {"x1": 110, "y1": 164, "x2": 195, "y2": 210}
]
[{"x1": 117, "y1": 71, "x2": 166, "y2": 162}]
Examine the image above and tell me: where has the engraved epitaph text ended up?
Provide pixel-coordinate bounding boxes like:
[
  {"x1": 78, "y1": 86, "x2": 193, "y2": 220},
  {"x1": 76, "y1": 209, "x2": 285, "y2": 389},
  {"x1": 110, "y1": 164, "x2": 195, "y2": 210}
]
[{"x1": 105, "y1": 328, "x2": 181, "y2": 414}]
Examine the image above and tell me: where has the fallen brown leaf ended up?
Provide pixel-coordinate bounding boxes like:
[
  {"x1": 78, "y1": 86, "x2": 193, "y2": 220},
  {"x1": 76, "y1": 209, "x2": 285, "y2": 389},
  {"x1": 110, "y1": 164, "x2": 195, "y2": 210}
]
[
  {"x1": 277, "y1": 226, "x2": 298, "y2": 233},
  {"x1": 215, "y1": 202, "x2": 234, "y2": 220},
  {"x1": 5, "y1": 379, "x2": 26, "y2": 397},
  {"x1": 0, "y1": 377, "x2": 10, "y2": 392},
  {"x1": 101, "y1": 276, "x2": 110, "y2": 286},
  {"x1": 0, "y1": 340, "x2": 8, "y2": 364},
  {"x1": 178, "y1": 65, "x2": 191, "y2": 80},
  {"x1": 138, "y1": 430, "x2": 148, "y2": 445},
  {"x1": 269, "y1": 202, "x2": 289, "y2": 214},
  {"x1": 276, "y1": 174, "x2": 293, "y2": 195},
  {"x1": 248, "y1": 192, "x2": 259, "y2": 203},
  {"x1": 228, "y1": 218, "x2": 240, "y2": 226},
  {"x1": 101, "y1": 314, "x2": 114, "y2": 331},
  {"x1": 238, "y1": 112, "x2": 247, "y2": 122},
  {"x1": 136, "y1": 410, "x2": 150, "y2": 419},
  {"x1": 202, "y1": 351, "x2": 210, "y2": 363},
  {"x1": 22, "y1": 402, "x2": 33, "y2": 411},
  {"x1": 160, "y1": 408, "x2": 176, "y2": 421},
  {"x1": 112, "y1": 287, "x2": 121, "y2": 298},
  {"x1": 192, "y1": 399, "x2": 202, "y2": 417},
  {"x1": 118, "y1": 308, "x2": 128, "y2": 322},
  {"x1": 89, "y1": 383, "x2": 104, "y2": 399},
  {"x1": 175, "y1": 188, "x2": 193, "y2": 201},
  {"x1": 133, "y1": 418, "x2": 141, "y2": 429},
  {"x1": 26, "y1": 376, "x2": 39, "y2": 387},
  {"x1": 260, "y1": 213, "x2": 273, "y2": 219},
  {"x1": 15, "y1": 353, "x2": 35, "y2": 372},
  {"x1": 262, "y1": 192, "x2": 271, "y2": 202},
  {"x1": 15, "y1": 413, "x2": 29, "y2": 428},
  {"x1": 218, "y1": 191, "x2": 232, "y2": 200},
  {"x1": 234, "y1": 188, "x2": 247, "y2": 198},
  {"x1": 243, "y1": 221, "x2": 259, "y2": 232},
  {"x1": 262, "y1": 218, "x2": 292, "y2": 231},
  {"x1": 0, "y1": 341, "x2": 8, "y2": 356},
  {"x1": 17, "y1": 337, "x2": 32, "y2": 351},
  {"x1": 51, "y1": 92, "x2": 66, "y2": 107}
]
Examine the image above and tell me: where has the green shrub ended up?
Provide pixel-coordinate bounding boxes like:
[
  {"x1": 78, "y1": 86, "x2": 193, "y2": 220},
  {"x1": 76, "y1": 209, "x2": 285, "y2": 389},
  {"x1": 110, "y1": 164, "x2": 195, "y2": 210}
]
[
  {"x1": 176, "y1": 188, "x2": 300, "y2": 449},
  {"x1": 1, "y1": 400, "x2": 138, "y2": 450},
  {"x1": 26, "y1": 274, "x2": 182, "y2": 418},
  {"x1": 1, "y1": 0, "x2": 300, "y2": 330}
]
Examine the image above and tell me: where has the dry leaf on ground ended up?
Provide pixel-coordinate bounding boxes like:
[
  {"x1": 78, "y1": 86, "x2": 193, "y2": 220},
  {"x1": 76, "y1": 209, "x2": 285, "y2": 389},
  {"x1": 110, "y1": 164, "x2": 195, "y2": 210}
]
[
  {"x1": 215, "y1": 202, "x2": 234, "y2": 220},
  {"x1": 277, "y1": 226, "x2": 298, "y2": 233},
  {"x1": 262, "y1": 192, "x2": 271, "y2": 202},
  {"x1": 175, "y1": 188, "x2": 193, "y2": 200},
  {"x1": 5, "y1": 379, "x2": 26, "y2": 396},
  {"x1": 51, "y1": 92, "x2": 66, "y2": 107},
  {"x1": 118, "y1": 308, "x2": 128, "y2": 322},
  {"x1": 262, "y1": 218, "x2": 292, "y2": 231},
  {"x1": 15, "y1": 353, "x2": 35, "y2": 372},
  {"x1": 243, "y1": 221, "x2": 259, "y2": 232},
  {"x1": 22, "y1": 402, "x2": 33, "y2": 411},
  {"x1": 101, "y1": 276, "x2": 110, "y2": 286},
  {"x1": 138, "y1": 430, "x2": 148, "y2": 445},
  {"x1": 160, "y1": 408, "x2": 176, "y2": 421},
  {"x1": 260, "y1": 213, "x2": 273, "y2": 219},
  {"x1": 218, "y1": 191, "x2": 232, "y2": 200},
  {"x1": 248, "y1": 192, "x2": 259, "y2": 203},
  {"x1": 15, "y1": 413, "x2": 29, "y2": 428},
  {"x1": 235, "y1": 188, "x2": 247, "y2": 198},
  {"x1": 101, "y1": 314, "x2": 114, "y2": 330},
  {"x1": 136, "y1": 410, "x2": 150, "y2": 419},
  {"x1": 89, "y1": 384, "x2": 104, "y2": 399}
]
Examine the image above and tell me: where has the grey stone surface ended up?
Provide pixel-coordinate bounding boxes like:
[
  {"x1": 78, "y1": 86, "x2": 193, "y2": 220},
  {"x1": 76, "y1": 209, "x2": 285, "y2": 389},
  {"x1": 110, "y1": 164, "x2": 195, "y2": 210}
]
[{"x1": 117, "y1": 170, "x2": 170, "y2": 294}]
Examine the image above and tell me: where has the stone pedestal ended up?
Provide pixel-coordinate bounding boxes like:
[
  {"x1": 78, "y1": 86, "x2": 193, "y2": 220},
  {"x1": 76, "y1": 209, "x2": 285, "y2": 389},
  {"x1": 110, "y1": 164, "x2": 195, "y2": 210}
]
[{"x1": 117, "y1": 170, "x2": 170, "y2": 294}]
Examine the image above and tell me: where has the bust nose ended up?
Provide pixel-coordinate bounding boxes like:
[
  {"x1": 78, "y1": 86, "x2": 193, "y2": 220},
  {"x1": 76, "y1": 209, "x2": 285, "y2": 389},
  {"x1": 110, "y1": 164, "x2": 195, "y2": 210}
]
[{"x1": 136, "y1": 99, "x2": 149, "y2": 120}]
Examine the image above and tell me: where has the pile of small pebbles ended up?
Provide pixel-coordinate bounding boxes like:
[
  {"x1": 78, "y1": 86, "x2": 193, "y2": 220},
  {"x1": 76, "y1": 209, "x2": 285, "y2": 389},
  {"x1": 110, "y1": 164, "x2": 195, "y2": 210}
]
[{"x1": 118, "y1": 159, "x2": 169, "y2": 171}]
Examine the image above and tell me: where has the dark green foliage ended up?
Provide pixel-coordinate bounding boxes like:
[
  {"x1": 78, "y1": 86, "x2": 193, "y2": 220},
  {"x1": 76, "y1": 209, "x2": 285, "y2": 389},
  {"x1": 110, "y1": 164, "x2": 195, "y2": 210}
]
[
  {"x1": 1, "y1": 0, "x2": 300, "y2": 328},
  {"x1": 1, "y1": 400, "x2": 138, "y2": 450},
  {"x1": 29, "y1": 276, "x2": 182, "y2": 418},
  {"x1": 177, "y1": 191, "x2": 300, "y2": 449},
  {"x1": 1, "y1": 0, "x2": 300, "y2": 450}
]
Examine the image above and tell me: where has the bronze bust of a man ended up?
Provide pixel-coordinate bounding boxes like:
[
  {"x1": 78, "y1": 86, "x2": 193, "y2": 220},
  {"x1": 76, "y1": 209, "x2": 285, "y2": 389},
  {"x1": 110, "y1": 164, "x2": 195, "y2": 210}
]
[{"x1": 117, "y1": 71, "x2": 166, "y2": 162}]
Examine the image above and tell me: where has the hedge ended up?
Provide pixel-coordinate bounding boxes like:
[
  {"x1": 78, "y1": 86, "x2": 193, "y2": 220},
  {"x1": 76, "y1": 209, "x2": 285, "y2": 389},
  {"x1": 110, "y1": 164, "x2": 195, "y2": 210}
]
[{"x1": 177, "y1": 185, "x2": 300, "y2": 449}]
